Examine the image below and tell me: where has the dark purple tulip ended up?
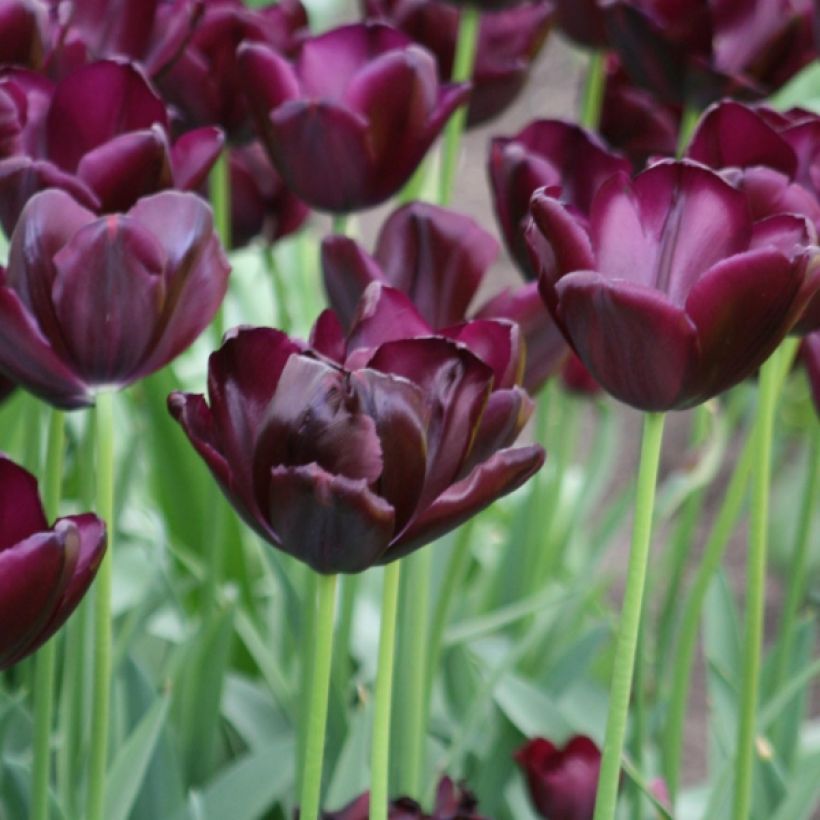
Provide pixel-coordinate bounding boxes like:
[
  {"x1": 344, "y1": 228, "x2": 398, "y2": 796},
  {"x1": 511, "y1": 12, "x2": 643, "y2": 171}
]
[
  {"x1": 800, "y1": 331, "x2": 820, "y2": 415},
  {"x1": 560, "y1": 351, "x2": 601, "y2": 397},
  {"x1": 516, "y1": 736, "x2": 601, "y2": 820},
  {"x1": 238, "y1": 23, "x2": 470, "y2": 213},
  {"x1": 322, "y1": 201, "x2": 567, "y2": 393},
  {"x1": 488, "y1": 119, "x2": 630, "y2": 279},
  {"x1": 603, "y1": 0, "x2": 817, "y2": 107},
  {"x1": 0, "y1": 454, "x2": 106, "y2": 670},
  {"x1": 363, "y1": 0, "x2": 553, "y2": 127},
  {"x1": 530, "y1": 159, "x2": 819, "y2": 411},
  {"x1": 0, "y1": 188, "x2": 230, "y2": 409},
  {"x1": 322, "y1": 776, "x2": 488, "y2": 819},
  {"x1": 157, "y1": 0, "x2": 308, "y2": 139},
  {"x1": 550, "y1": 0, "x2": 607, "y2": 48},
  {"x1": 223, "y1": 141, "x2": 309, "y2": 249},
  {"x1": 169, "y1": 320, "x2": 543, "y2": 574},
  {"x1": 0, "y1": 60, "x2": 224, "y2": 234},
  {"x1": 0, "y1": 0, "x2": 47, "y2": 69},
  {"x1": 599, "y1": 54, "x2": 681, "y2": 168}
]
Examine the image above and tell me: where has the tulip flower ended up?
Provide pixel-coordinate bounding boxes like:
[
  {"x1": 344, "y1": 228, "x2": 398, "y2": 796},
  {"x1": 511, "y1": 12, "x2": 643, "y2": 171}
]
[
  {"x1": 529, "y1": 159, "x2": 820, "y2": 411},
  {"x1": 323, "y1": 776, "x2": 488, "y2": 818},
  {"x1": 0, "y1": 60, "x2": 224, "y2": 234},
  {"x1": 516, "y1": 736, "x2": 601, "y2": 820},
  {"x1": 169, "y1": 319, "x2": 544, "y2": 574},
  {"x1": 549, "y1": 0, "x2": 607, "y2": 48},
  {"x1": 157, "y1": 0, "x2": 308, "y2": 139},
  {"x1": 0, "y1": 0, "x2": 47, "y2": 69},
  {"x1": 238, "y1": 23, "x2": 470, "y2": 212},
  {"x1": 362, "y1": 0, "x2": 553, "y2": 127},
  {"x1": 603, "y1": 0, "x2": 817, "y2": 107},
  {"x1": 0, "y1": 454, "x2": 106, "y2": 670},
  {"x1": 321, "y1": 201, "x2": 567, "y2": 393},
  {"x1": 560, "y1": 351, "x2": 600, "y2": 397},
  {"x1": 0, "y1": 188, "x2": 230, "y2": 409},
  {"x1": 800, "y1": 331, "x2": 820, "y2": 415},
  {"x1": 488, "y1": 119, "x2": 630, "y2": 278},
  {"x1": 223, "y1": 141, "x2": 309, "y2": 249}
]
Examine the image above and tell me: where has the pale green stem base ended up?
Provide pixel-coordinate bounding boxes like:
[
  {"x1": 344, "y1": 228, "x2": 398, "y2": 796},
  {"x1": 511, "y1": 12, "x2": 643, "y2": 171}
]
[
  {"x1": 86, "y1": 392, "x2": 115, "y2": 820},
  {"x1": 593, "y1": 412, "x2": 666, "y2": 820},
  {"x1": 299, "y1": 573, "x2": 338, "y2": 820},
  {"x1": 370, "y1": 562, "x2": 402, "y2": 820}
]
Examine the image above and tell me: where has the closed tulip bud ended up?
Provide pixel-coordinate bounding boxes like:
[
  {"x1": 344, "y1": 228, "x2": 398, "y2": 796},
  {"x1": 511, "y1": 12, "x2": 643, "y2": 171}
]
[{"x1": 0, "y1": 454, "x2": 106, "y2": 670}]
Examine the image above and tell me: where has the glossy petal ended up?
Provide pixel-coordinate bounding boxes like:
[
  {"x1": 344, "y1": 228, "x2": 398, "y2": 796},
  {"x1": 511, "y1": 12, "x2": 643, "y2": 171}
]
[
  {"x1": 442, "y1": 318, "x2": 521, "y2": 390},
  {"x1": 0, "y1": 454, "x2": 47, "y2": 551}
]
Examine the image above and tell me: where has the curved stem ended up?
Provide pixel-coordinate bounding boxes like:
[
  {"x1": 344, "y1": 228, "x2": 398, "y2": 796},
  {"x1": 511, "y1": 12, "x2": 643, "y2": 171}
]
[
  {"x1": 593, "y1": 412, "x2": 666, "y2": 820},
  {"x1": 299, "y1": 573, "x2": 338, "y2": 820},
  {"x1": 676, "y1": 104, "x2": 701, "y2": 157},
  {"x1": 438, "y1": 5, "x2": 480, "y2": 206},
  {"x1": 370, "y1": 562, "x2": 402, "y2": 820},
  {"x1": 732, "y1": 351, "x2": 781, "y2": 820},
  {"x1": 580, "y1": 51, "x2": 606, "y2": 131},
  {"x1": 86, "y1": 391, "x2": 115, "y2": 820},
  {"x1": 31, "y1": 410, "x2": 65, "y2": 820}
]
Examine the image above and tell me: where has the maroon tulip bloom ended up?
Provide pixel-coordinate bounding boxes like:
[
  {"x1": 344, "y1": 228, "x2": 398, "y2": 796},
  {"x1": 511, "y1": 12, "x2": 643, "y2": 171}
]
[
  {"x1": 800, "y1": 331, "x2": 820, "y2": 416},
  {"x1": 224, "y1": 141, "x2": 309, "y2": 249},
  {"x1": 323, "y1": 776, "x2": 488, "y2": 819},
  {"x1": 599, "y1": 55, "x2": 681, "y2": 168},
  {"x1": 0, "y1": 60, "x2": 223, "y2": 234},
  {"x1": 603, "y1": 0, "x2": 817, "y2": 107},
  {"x1": 239, "y1": 23, "x2": 470, "y2": 213},
  {"x1": 0, "y1": 189, "x2": 230, "y2": 409},
  {"x1": 550, "y1": 0, "x2": 607, "y2": 48},
  {"x1": 530, "y1": 160, "x2": 819, "y2": 411},
  {"x1": 560, "y1": 351, "x2": 601, "y2": 397},
  {"x1": 0, "y1": 0, "x2": 47, "y2": 69},
  {"x1": 157, "y1": 0, "x2": 308, "y2": 139},
  {"x1": 322, "y1": 201, "x2": 567, "y2": 393},
  {"x1": 0, "y1": 454, "x2": 106, "y2": 670},
  {"x1": 169, "y1": 319, "x2": 543, "y2": 574},
  {"x1": 488, "y1": 119, "x2": 630, "y2": 279},
  {"x1": 363, "y1": 0, "x2": 553, "y2": 127},
  {"x1": 516, "y1": 736, "x2": 601, "y2": 820}
]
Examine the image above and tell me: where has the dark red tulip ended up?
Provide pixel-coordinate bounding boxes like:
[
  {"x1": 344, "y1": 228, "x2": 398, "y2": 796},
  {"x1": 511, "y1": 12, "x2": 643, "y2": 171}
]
[
  {"x1": 322, "y1": 776, "x2": 488, "y2": 818},
  {"x1": 550, "y1": 0, "x2": 607, "y2": 48},
  {"x1": 800, "y1": 331, "x2": 820, "y2": 415},
  {"x1": 599, "y1": 54, "x2": 681, "y2": 168},
  {"x1": 0, "y1": 0, "x2": 47, "y2": 69},
  {"x1": 603, "y1": 0, "x2": 817, "y2": 107},
  {"x1": 224, "y1": 141, "x2": 309, "y2": 249},
  {"x1": 322, "y1": 201, "x2": 567, "y2": 393},
  {"x1": 516, "y1": 736, "x2": 601, "y2": 820},
  {"x1": 239, "y1": 23, "x2": 470, "y2": 213},
  {"x1": 0, "y1": 188, "x2": 230, "y2": 409},
  {"x1": 169, "y1": 320, "x2": 544, "y2": 574},
  {"x1": 362, "y1": 0, "x2": 553, "y2": 127},
  {"x1": 0, "y1": 454, "x2": 106, "y2": 670},
  {"x1": 0, "y1": 60, "x2": 224, "y2": 234},
  {"x1": 488, "y1": 119, "x2": 630, "y2": 278},
  {"x1": 157, "y1": 0, "x2": 308, "y2": 139},
  {"x1": 530, "y1": 159, "x2": 819, "y2": 411}
]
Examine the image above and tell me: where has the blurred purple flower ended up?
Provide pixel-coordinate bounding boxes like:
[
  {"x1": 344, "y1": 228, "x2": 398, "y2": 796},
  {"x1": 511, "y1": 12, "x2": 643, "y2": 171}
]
[
  {"x1": 0, "y1": 60, "x2": 224, "y2": 234},
  {"x1": 0, "y1": 0, "x2": 48, "y2": 69},
  {"x1": 363, "y1": 0, "x2": 553, "y2": 127},
  {"x1": 530, "y1": 159, "x2": 819, "y2": 411},
  {"x1": 0, "y1": 453, "x2": 106, "y2": 670},
  {"x1": 0, "y1": 189, "x2": 230, "y2": 409},
  {"x1": 157, "y1": 0, "x2": 308, "y2": 139},
  {"x1": 550, "y1": 0, "x2": 607, "y2": 48},
  {"x1": 169, "y1": 318, "x2": 543, "y2": 574},
  {"x1": 603, "y1": 0, "x2": 817, "y2": 107},
  {"x1": 560, "y1": 350, "x2": 600, "y2": 397},
  {"x1": 516, "y1": 735, "x2": 601, "y2": 820},
  {"x1": 488, "y1": 119, "x2": 630, "y2": 278},
  {"x1": 239, "y1": 23, "x2": 469, "y2": 212}
]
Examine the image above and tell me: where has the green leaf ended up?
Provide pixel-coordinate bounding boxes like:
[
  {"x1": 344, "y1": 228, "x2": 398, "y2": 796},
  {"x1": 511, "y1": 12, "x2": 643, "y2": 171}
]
[
  {"x1": 104, "y1": 697, "x2": 170, "y2": 820},
  {"x1": 493, "y1": 673, "x2": 573, "y2": 739},
  {"x1": 771, "y1": 750, "x2": 820, "y2": 820}
]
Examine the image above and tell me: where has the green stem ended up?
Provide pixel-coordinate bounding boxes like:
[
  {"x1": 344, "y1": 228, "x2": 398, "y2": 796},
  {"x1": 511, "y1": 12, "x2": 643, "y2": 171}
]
[
  {"x1": 399, "y1": 156, "x2": 429, "y2": 204},
  {"x1": 334, "y1": 574, "x2": 358, "y2": 690},
  {"x1": 332, "y1": 214, "x2": 349, "y2": 235},
  {"x1": 86, "y1": 391, "x2": 115, "y2": 820},
  {"x1": 438, "y1": 5, "x2": 480, "y2": 206},
  {"x1": 676, "y1": 103, "x2": 701, "y2": 157},
  {"x1": 31, "y1": 410, "x2": 65, "y2": 820},
  {"x1": 370, "y1": 562, "x2": 402, "y2": 820},
  {"x1": 593, "y1": 412, "x2": 666, "y2": 820},
  {"x1": 662, "y1": 428, "x2": 755, "y2": 801},
  {"x1": 299, "y1": 573, "x2": 338, "y2": 820},
  {"x1": 209, "y1": 149, "x2": 231, "y2": 340},
  {"x1": 732, "y1": 351, "x2": 782, "y2": 820},
  {"x1": 23, "y1": 396, "x2": 42, "y2": 473},
  {"x1": 580, "y1": 51, "x2": 606, "y2": 131}
]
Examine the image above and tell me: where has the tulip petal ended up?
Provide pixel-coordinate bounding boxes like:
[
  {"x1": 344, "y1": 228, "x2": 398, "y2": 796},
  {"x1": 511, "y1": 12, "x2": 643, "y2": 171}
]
[
  {"x1": 374, "y1": 202, "x2": 499, "y2": 328},
  {"x1": 749, "y1": 213, "x2": 816, "y2": 259},
  {"x1": 50, "y1": 214, "x2": 167, "y2": 384},
  {"x1": 310, "y1": 309, "x2": 347, "y2": 364},
  {"x1": 0, "y1": 455, "x2": 48, "y2": 552},
  {"x1": 442, "y1": 318, "x2": 521, "y2": 390},
  {"x1": 556, "y1": 271, "x2": 699, "y2": 410},
  {"x1": 685, "y1": 248, "x2": 807, "y2": 401},
  {"x1": 267, "y1": 462, "x2": 395, "y2": 574},
  {"x1": 238, "y1": 42, "x2": 300, "y2": 129},
  {"x1": 392, "y1": 444, "x2": 544, "y2": 559},
  {"x1": 321, "y1": 235, "x2": 386, "y2": 330},
  {"x1": 170, "y1": 125, "x2": 225, "y2": 190}
]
